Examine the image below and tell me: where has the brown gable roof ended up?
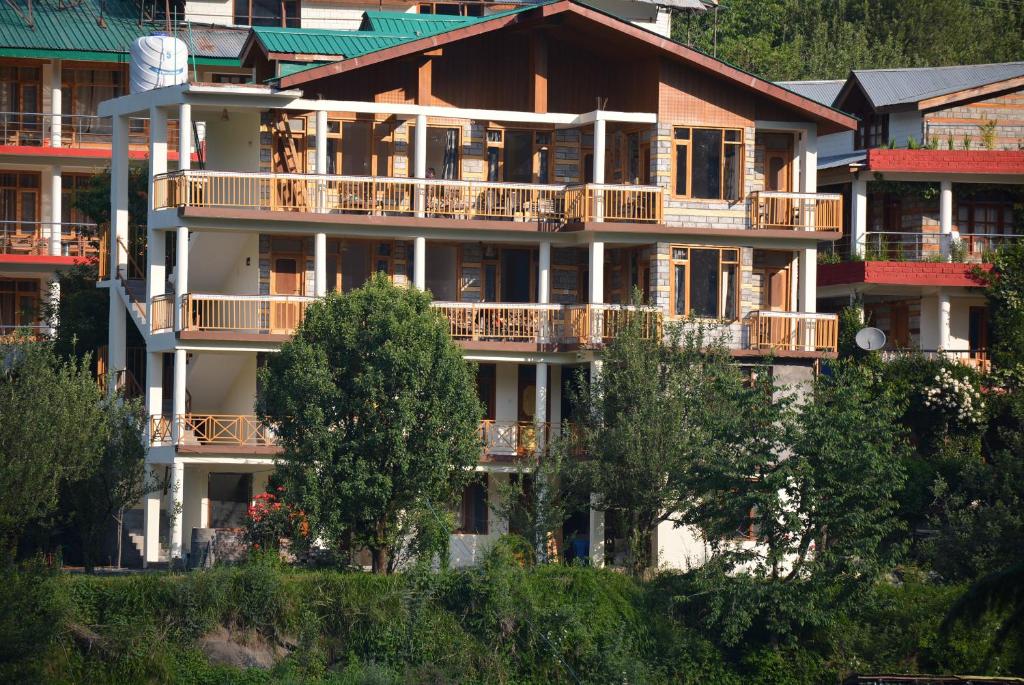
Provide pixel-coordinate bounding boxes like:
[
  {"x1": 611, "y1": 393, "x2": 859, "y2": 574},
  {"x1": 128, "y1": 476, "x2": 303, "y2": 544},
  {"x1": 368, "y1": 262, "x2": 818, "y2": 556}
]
[{"x1": 278, "y1": 0, "x2": 857, "y2": 133}]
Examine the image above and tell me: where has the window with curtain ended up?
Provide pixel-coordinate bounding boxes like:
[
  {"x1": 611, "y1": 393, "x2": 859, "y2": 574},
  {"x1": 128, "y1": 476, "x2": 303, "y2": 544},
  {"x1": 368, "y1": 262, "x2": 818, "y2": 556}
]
[
  {"x1": 408, "y1": 126, "x2": 460, "y2": 179},
  {"x1": 672, "y1": 127, "x2": 742, "y2": 200},
  {"x1": 670, "y1": 246, "x2": 739, "y2": 320},
  {"x1": 62, "y1": 68, "x2": 124, "y2": 138}
]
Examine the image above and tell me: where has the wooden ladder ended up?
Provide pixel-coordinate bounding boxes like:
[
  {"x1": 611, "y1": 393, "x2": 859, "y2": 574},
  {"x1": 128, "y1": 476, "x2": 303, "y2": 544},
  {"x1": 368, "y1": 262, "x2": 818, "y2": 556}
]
[{"x1": 272, "y1": 113, "x2": 307, "y2": 210}]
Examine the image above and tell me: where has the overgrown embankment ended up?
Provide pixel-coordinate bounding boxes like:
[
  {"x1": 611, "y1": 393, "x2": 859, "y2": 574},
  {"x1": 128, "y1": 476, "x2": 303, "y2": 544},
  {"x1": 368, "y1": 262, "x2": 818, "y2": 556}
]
[{"x1": 0, "y1": 553, "x2": 1013, "y2": 684}]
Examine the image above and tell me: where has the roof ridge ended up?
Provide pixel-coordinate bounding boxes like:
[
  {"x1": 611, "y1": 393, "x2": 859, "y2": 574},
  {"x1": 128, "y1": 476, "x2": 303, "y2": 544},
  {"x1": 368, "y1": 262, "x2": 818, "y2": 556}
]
[{"x1": 853, "y1": 61, "x2": 1024, "y2": 75}]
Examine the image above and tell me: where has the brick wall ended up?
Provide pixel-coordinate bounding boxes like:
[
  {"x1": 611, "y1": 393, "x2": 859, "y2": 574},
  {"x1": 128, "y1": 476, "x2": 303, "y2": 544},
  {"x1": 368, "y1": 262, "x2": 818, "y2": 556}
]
[{"x1": 924, "y1": 90, "x2": 1024, "y2": 151}]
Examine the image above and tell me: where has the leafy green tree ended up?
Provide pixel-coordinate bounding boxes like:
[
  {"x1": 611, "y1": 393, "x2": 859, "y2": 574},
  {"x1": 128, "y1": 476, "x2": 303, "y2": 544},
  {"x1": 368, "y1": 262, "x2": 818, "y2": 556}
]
[
  {"x1": 569, "y1": 319, "x2": 746, "y2": 574},
  {"x1": 61, "y1": 396, "x2": 151, "y2": 572},
  {"x1": 977, "y1": 239, "x2": 1024, "y2": 370},
  {"x1": 257, "y1": 274, "x2": 482, "y2": 573},
  {"x1": 0, "y1": 341, "x2": 108, "y2": 552},
  {"x1": 677, "y1": 360, "x2": 909, "y2": 646}
]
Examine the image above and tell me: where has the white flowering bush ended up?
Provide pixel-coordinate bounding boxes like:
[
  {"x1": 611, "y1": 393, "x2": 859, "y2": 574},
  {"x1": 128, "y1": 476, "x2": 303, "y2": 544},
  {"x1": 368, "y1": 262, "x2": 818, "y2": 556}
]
[{"x1": 922, "y1": 367, "x2": 985, "y2": 427}]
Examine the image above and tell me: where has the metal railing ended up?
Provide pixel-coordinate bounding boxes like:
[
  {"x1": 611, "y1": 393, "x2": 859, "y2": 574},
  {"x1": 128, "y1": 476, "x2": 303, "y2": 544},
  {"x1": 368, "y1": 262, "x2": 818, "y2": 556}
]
[
  {"x1": 825, "y1": 231, "x2": 1024, "y2": 263},
  {"x1": 880, "y1": 349, "x2": 992, "y2": 373},
  {"x1": 0, "y1": 112, "x2": 179, "y2": 149},
  {"x1": 0, "y1": 221, "x2": 99, "y2": 257},
  {"x1": 749, "y1": 191, "x2": 843, "y2": 231},
  {"x1": 745, "y1": 310, "x2": 839, "y2": 353},
  {"x1": 152, "y1": 170, "x2": 664, "y2": 224}
]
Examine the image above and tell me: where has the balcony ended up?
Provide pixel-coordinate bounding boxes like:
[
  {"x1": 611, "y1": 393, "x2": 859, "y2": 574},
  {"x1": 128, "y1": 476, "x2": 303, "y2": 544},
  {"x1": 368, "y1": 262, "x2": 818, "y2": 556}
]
[
  {"x1": 0, "y1": 112, "x2": 179, "y2": 149},
  {"x1": 749, "y1": 191, "x2": 843, "y2": 232},
  {"x1": 880, "y1": 349, "x2": 991, "y2": 374},
  {"x1": 163, "y1": 293, "x2": 662, "y2": 346},
  {"x1": 151, "y1": 170, "x2": 664, "y2": 225},
  {"x1": 0, "y1": 222, "x2": 100, "y2": 258},
  {"x1": 823, "y1": 231, "x2": 1023, "y2": 263},
  {"x1": 744, "y1": 311, "x2": 839, "y2": 354}
]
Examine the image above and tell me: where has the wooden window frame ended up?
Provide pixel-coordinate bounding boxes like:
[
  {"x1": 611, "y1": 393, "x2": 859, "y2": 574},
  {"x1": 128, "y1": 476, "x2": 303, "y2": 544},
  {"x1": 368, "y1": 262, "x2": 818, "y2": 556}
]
[
  {"x1": 671, "y1": 126, "x2": 744, "y2": 201},
  {"x1": 956, "y1": 200, "x2": 1010, "y2": 235},
  {"x1": 668, "y1": 244, "x2": 741, "y2": 321},
  {"x1": 407, "y1": 124, "x2": 461, "y2": 180},
  {"x1": 457, "y1": 474, "x2": 489, "y2": 535},
  {"x1": 0, "y1": 171, "x2": 40, "y2": 237},
  {"x1": 325, "y1": 116, "x2": 394, "y2": 177},
  {"x1": 0, "y1": 277, "x2": 40, "y2": 328},
  {"x1": 233, "y1": 0, "x2": 300, "y2": 27},
  {"x1": 485, "y1": 126, "x2": 555, "y2": 184},
  {"x1": 856, "y1": 112, "x2": 889, "y2": 149}
]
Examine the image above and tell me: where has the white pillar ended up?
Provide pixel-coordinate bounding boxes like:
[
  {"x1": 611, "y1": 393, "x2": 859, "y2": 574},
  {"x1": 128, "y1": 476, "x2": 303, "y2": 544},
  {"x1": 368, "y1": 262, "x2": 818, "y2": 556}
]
[
  {"x1": 174, "y1": 226, "x2": 188, "y2": 330},
  {"x1": 146, "y1": 351, "x2": 164, "y2": 423},
  {"x1": 534, "y1": 361, "x2": 548, "y2": 453},
  {"x1": 940, "y1": 180, "x2": 953, "y2": 259},
  {"x1": 413, "y1": 236, "x2": 426, "y2": 290},
  {"x1": 111, "y1": 115, "x2": 129, "y2": 280},
  {"x1": 171, "y1": 348, "x2": 187, "y2": 442},
  {"x1": 414, "y1": 114, "x2": 427, "y2": 217},
  {"x1": 937, "y1": 290, "x2": 951, "y2": 351},
  {"x1": 48, "y1": 165, "x2": 61, "y2": 256},
  {"x1": 593, "y1": 117, "x2": 606, "y2": 222},
  {"x1": 314, "y1": 232, "x2": 327, "y2": 297},
  {"x1": 850, "y1": 178, "x2": 867, "y2": 258},
  {"x1": 799, "y1": 247, "x2": 817, "y2": 314},
  {"x1": 315, "y1": 110, "x2": 327, "y2": 174},
  {"x1": 798, "y1": 127, "x2": 818, "y2": 193},
  {"x1": 177, "y1": 103, "x2": 192, "y2": 171},
  {"x1": 589, "y1": 493, "x2": 605, "y2": 567},
  {"x1": 169, "y1": 460, "x2": 185, "y2": 561},
  {"x1": 538, "y1": 241, "x2": 551, "y2": 304},
  {"x1": 107, "y1": 290, "x2": 125, "y2": 395},
  {"x1": 49, "y1": 59, "x2": 61, "y2": 147},
  {"x1": 142, "y1": 474, "x2": 161, "y2": 566},
  {"x1": 588, "y1": 241, "x2": 604, "y2": 303},
  {"x1": 148, "y1": 106, "x2": 168, "y2": 208},
  {"x1": 147, "y1": 227, "x2": 165, "y2": 326},
  {"x1": 45, "y1": 277, "x2": 60, "y2": 337}
]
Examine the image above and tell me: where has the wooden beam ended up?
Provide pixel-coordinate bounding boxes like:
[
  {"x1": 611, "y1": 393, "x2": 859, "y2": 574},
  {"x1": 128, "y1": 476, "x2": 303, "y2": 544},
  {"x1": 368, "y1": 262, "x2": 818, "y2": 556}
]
[
  {"x1": 417, "y1": 57, "x2": 432, "y2": 106},
  {"x1": 530, "y1": 33, "x2": 548, "y2": 114},
  {"x1": 917, "y1": 75, "x2": 1024, "y2": 112}
]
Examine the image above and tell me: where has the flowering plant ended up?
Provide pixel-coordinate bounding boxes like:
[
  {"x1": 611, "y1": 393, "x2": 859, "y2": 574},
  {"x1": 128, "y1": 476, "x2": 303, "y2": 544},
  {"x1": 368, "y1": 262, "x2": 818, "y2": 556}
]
[
  {"x1": 922, "y1": 366, "x2": 985, "y2": 427},
  {"x1": 244, "y1": 487, "x2": 310, "y2": 551}
]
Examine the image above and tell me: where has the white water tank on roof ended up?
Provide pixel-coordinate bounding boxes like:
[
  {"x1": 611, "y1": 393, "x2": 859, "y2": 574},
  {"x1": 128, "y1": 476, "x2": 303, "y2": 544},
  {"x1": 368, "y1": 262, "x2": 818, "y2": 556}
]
[{"x1": 129, "y1": 34, "x2": 189, "y2": 94}]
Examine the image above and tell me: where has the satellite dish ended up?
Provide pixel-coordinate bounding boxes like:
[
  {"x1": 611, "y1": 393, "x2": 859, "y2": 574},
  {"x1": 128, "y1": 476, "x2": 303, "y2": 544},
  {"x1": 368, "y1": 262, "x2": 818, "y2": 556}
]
[{"x1": 855, "y1": 327, "x2": 887, "y2": 351}]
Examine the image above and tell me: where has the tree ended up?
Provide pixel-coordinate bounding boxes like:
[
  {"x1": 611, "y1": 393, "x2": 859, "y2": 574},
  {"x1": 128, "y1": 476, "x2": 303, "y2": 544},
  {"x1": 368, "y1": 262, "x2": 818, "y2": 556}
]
[
  {"x1": 61, "y1": 396, "x2": 152, "y2": 571},
  {"x1": 0, "y1": 341, "x2": 108, "y2": 553},
  {"x1": 257, "y1": 274, "x2": 482, "y2": 573},
  {"x1": 677, "y1": 360, "x2": 909, "y2": 646},
  {"x1": 977, "y1": 240, "x2": 1024, "y2": 370},
  {"x1": 569, "y1": 318, "x2": 746, "y2": 574}
]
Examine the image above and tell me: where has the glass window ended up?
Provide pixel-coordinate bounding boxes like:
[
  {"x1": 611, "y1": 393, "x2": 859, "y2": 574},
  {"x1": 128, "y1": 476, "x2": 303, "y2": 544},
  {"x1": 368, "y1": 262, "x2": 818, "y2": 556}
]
[
  {"x1": 341, "y1": 121, "x2": 371, "y2": 176},
  {"x1": 408, "y1": 126, "x2": 461, "y2": 180},
  {"x1": 503, "y1": 130, "x2": 533, "y2": 183},
  {"x1": 458, "y1": 476, "x2": 488, "y2": 534},
  {"x1": 672, "y1": 127, "x2": 742, "y2": 200},
  {"x1": 670, "y1": 245, "x2": 740, "y2": 320}
]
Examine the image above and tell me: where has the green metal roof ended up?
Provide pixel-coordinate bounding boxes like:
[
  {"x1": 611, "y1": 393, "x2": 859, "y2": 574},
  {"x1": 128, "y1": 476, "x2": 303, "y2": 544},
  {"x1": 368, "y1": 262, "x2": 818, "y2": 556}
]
[
  {"x1": 358, "y1": 11, "x2": 478, "y2": 36},
  {"x1": 252, "y1": 27, "x2": 414, "y2": 58},
  {"x1": 0, "y1": 0, "x2": 244, "y2": 64},
  {"x1": 277, "y1": 60, "x2": 329, "y2": 78}
]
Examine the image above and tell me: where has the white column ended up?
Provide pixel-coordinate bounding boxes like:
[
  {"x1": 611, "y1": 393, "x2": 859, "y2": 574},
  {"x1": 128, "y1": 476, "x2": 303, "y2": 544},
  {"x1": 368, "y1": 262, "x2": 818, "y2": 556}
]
[
  {"x1": 589, "y1": 493, "x2": 605, "y2": 567},
  {"x1": 850, "y1": 178, "x2": 867, "y2": 258},
  {"x1": 414, "y1": 114, "x2": 427, "y2": 218},
  {"x1": 148, "y1": 105, "x2": 168, "y2": 196},
  {"x1": 937, "y1": 290, "x2": 951, "y2": 351},
  {"x1": 799, "y1": 247, "x2": 817, "y2": 314},
  {"x1": 588, "y1": 241, "x2": 604, "y2": 303},
  {"x1": 798, "y1": 127, "x2": 818, "y2": 192},
  {"x1": 177, "y1": 103, "x2": 192, "y2": 171},
  {"x1": 315, "y1": 109, "x2": 327, "y2": 174},
  {"x1": 314, "y1": 232, "x2": 327, "y2": 297},
  {"x1": 593, "y1": 117, "x2": 606, "y2": 222},
  {"x1": 538, "y1": 241, "x2": 551, "y2": 304},
  {"x1": 174, "y1": 226, "x2": 188, "y2": 330},
  {"x1": 169, "y1": 460, "x2": 185, "y2": 561},
  {"x1": 413, "y1": 236, "x2": 426, "y2": 290},
  {"x1": 45, "y1": 276, "x2": 60, "y2": 337},
  {"x1": 147, "y1": 227, "x2": 166, "y2": 326},
  {"x1": 146, "y1": 351, "x2": 164, "y2": 423},
  {"x1": 940, "y1": 180, "x2": 953, "y2": 259},
  {"x1": 107, "y1": 290, "x2": 125, "y2": 395},
  {"x1": 48, "y1": 165, "x2": 61, "y2": 256},
  {"x1": 49, "y1": 59, "x2": 61, "y2": 147},
  {"x1": 534, "y1": 361, "x2": 548, "y2": 453},
  {"x1": 171, "y1": 348, "x2": 187, "y2": 443},
  {"x1": 142, "y1": 470, "x2": 161, "y2": 566},
  {"x1": 111, "y1": 115, "x2": 129, "y2": 280}
]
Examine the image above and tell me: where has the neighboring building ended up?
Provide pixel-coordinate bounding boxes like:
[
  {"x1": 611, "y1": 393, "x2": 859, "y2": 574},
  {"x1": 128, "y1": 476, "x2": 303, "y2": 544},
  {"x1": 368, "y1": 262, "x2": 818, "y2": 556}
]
[
  {"x1": 781, "y1": 63, "x2": 1024, "y2": 370},
  {"x1": 0, "y1": 0, "x2": 249, "y2": 346},
  {"x1": 100, "y1": 0, "x2": 854, "y2": 569}
]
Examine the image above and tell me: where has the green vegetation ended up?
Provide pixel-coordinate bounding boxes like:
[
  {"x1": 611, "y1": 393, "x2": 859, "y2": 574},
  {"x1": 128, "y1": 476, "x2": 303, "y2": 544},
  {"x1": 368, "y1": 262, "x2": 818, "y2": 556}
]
[
  {"x1": 2, "y1": 552, "x2": 1020, "y2": 684},
  {"x1": 677, "y1": 0, "x2": 1024, "y2": 81}
]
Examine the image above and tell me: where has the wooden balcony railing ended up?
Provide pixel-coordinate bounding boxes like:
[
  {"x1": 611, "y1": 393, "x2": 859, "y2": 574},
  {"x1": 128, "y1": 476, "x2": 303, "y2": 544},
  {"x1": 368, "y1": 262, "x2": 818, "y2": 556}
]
[
  {"x1": 749, "y1": 191, "x2": 843, "y2": 232},
  {"x1": 436, "y1": 302, "x2": 662, "y2": 345},
  {"x1": 0, "y1": 112, "x2": 179, "y2": 149},
  {"x1": 152, "y1": 171, "x2": 664, "y2": 225},
  {"x1": 182, "y1": 293, "x2": 315, "y2": 333},
  {"x1": 150, "y1": 414, "x2": 276, "y2": 447},
  {"x1": 0, "y1": 222, "x2": 100, "y2": 257},
  {"x1": 745, "y1": 311, "x2": 839, "y2": 353},
  {"x1": 880, "y1": 349, "x2": 992, "y2": 374},
  {"x1": 564, "y1": 183, "x2": 663, "y2": 223},
  {"x1": 151, "y1": 294, "x2": 175, "y2": 332},
  {"x1": 480, "y1": 420, "x2": 549, "y2": 456}
]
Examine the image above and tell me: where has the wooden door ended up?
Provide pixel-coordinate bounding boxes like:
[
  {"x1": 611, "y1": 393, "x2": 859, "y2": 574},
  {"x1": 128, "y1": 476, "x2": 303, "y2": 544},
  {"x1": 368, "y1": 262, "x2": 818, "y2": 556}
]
[
  {"x1": 271, "y1": 256, "x2": 303, "y2": 333},
  {"x1": 765, "y1": 146, "x2": 793, "y2": 227},
  {"x1": 756, "y1": 266, "x2": 791, "y2": 348},
  {"x1": 890, "y1": 303, "x2": 909, "y2": 349},
  {"x1": 969, "y1": 306, "x2": 989, "y2": 361}
]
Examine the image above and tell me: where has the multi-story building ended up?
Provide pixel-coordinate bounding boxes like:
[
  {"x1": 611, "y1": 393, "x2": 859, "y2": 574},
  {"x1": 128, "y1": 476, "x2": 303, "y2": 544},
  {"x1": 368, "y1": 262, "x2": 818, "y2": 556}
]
[
  {"x1": 101, "y1": 0, "x2": 854, "y2": 568},
  {"x1": 781, "y1": 64, "x2": 1024, "y2": 370},
  {"x1": 0, "y1": 0, "x2": 249, "y2": 345}
]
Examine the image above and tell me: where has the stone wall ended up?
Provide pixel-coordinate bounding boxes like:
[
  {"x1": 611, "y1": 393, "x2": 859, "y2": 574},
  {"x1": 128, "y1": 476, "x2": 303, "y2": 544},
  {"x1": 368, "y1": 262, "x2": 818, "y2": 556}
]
[{"x1": 924, "y1": 90, "x2": 1024, "y2": 151}]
